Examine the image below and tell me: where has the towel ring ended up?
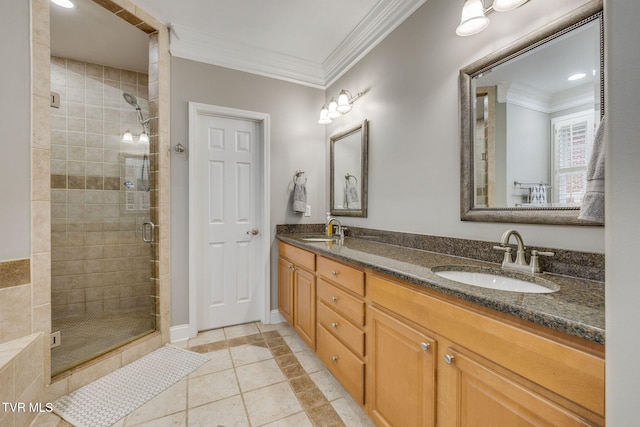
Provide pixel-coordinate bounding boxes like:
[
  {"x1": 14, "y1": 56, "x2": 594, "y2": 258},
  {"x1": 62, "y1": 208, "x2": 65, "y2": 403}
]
[
  {"x1": 345, "y1": 173, "x2": 358, "y2": 183},
  {"x1": 294, "y1": 170, "x2": 307, "y2": 184}
]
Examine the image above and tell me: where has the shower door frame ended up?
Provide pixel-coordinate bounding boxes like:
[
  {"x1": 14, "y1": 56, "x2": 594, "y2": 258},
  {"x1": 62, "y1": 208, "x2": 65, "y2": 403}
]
[{"x1": 31, "y1": 0, "x2": 171, "y2": 385}]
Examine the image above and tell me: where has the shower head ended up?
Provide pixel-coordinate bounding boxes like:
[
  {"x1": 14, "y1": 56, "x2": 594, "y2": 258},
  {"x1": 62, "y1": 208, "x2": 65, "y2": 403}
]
[{"x1": 123, "y1": 92, "x2": 141, "y2": 110}]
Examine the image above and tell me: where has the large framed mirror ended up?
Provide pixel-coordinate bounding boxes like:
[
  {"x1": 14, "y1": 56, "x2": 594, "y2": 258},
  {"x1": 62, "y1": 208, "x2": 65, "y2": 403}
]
[
  {"x1": 460, "y1": 0, "x2": 603, "y2": 225},
  {"x1": 330, "y1": 120, "x2": 369, "y2": 217}
]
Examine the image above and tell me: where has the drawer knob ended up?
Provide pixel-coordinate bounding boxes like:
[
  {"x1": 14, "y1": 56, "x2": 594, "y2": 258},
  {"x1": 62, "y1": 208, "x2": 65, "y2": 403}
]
[
  {"x1": 331, "y1": 296, "x2": 338, "y2": 302},
  {"x1": 331, "y1": 322, "x2": 338, "y2": 328},
  {"x1": 331, "y1": 355, "x2": 339, "y2": 362},
  {"x1": 332, "y1": 270, "x2": 338, "y2": 276},
  {"x1": 444, "y1": 354, "x2": 455, "y2": 364},
  {"x1": 420, "y1": 342, "x2": 430, "y2": 351}
]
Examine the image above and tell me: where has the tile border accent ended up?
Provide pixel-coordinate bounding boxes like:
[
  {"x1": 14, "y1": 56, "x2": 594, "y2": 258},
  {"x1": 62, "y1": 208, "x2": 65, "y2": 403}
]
[
  {"x1": 0, "y1": 259, "x2": 30, "y2": 289},
  {"x1": 276, "y1": 224, "x2": 605, "y2": 282},
  {"x1": 189, "y1": 329, "x2": 346, "y2": 426}
]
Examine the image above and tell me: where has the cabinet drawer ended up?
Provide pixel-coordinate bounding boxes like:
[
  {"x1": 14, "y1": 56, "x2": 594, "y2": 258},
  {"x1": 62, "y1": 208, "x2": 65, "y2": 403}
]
[
  {"x1": 317, "y1": 300, "x2": 365, "y2": 357},
  {"x1": 279, "y1": 241, "x2": 315, "y2": 271},
  {"x1": 317, "y1": 324, "x2": 364, "y2": 404},
  {"x1": 317, "y1": 278, "x2": 365, "y2": 326},
  {"x1": 317, "y1": 256, "x2": 364, "y2": 296}
]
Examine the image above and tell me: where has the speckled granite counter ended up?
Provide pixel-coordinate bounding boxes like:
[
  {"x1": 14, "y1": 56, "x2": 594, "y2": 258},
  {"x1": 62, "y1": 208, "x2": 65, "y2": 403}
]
[{"x1": 277, "y1": 234, "x2": 605, "y2": 345}]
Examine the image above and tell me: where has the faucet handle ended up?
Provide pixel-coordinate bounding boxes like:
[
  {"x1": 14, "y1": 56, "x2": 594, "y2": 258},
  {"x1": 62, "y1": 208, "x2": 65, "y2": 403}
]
[
  {"x1": 531, "y1": 250, "x2": 555, "y2": 257},
  {"x1": 493, "y1": 245, "x2": 513, "y2": 265},
  {"x1": 530, "y1": 250, "x2": 554, "y2": 273}
]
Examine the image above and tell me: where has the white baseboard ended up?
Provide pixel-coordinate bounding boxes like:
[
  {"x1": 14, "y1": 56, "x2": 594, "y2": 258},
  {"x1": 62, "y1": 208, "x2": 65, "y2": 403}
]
[
  {"x1": 169, "y1": 324, "x2": 194, "y2": 343},
  {"x1": 270, "y1": 309, "x2": 285, "y2": 324}
]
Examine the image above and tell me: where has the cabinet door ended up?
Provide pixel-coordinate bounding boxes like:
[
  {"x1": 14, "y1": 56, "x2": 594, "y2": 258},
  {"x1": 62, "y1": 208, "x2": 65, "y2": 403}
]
[
  {"x1": 367, "y1": 307, "x2": 436, "y2": 427},
  {"x1": 277, "y1": 257, "x2": 294, "y2": 325},
  {"x1": 293, "y1": 267, "x2": 316, "y2": 349},
  {"x1": 444, "y1": 348, "x2": 595, "y2": 427}
]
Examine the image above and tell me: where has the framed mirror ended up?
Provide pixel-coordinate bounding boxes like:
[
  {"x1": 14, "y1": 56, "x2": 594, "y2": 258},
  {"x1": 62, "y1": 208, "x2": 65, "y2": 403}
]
[
  {"x1": 460, "y1": 0, "x2": 603, "y2": 225},
  {"x1": 330, "y1": 120, "x2": 369, "y2": 217}
]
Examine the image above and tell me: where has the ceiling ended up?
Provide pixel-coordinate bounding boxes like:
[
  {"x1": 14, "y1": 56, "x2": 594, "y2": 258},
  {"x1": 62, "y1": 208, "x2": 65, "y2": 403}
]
[{"x1": 50, "y1": 0, "x2": 427, "y2": 88}]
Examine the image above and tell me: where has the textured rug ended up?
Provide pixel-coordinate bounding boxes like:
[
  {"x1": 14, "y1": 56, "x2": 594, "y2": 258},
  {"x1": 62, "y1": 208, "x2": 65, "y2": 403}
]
[{"x1": 53, "y1": 345, "x2": 209, "y2": 427}]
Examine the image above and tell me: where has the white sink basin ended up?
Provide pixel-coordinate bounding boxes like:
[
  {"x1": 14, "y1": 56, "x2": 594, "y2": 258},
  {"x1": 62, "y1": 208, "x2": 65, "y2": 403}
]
[
  {"x1": 300, "y1": 236, "x2": 337, "y2": 242},
  {"x1": 433, "y1": 269, "x2": 558, "y2": 294}
]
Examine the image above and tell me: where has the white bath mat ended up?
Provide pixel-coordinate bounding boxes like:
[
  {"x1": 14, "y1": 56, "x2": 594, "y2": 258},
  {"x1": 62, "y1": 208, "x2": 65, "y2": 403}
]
[{"x1": 53, "y1": 345, "x2": 209, "y2": 427}]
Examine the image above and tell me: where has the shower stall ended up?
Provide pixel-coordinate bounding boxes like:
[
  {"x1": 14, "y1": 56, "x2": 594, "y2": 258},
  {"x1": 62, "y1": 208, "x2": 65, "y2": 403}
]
[{"x1": 50, "y1": 57, "x2": 157, "y2": 375}]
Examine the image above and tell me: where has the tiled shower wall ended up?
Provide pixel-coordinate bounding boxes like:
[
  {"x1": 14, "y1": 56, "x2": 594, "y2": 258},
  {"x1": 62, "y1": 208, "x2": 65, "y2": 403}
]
[{"x1": 50, "y1": 56, "x2": 153, "y2": 320}]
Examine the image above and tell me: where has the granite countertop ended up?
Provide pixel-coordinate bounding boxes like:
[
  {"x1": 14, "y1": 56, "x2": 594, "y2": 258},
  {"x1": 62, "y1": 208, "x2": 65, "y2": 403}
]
[{"x1": 277, "y1": 233, "x2": 605, "y2": 345}]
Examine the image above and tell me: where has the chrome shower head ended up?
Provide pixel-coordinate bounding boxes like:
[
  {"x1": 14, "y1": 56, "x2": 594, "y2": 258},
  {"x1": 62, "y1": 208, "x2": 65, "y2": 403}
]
[{"x1": 122, "y1": 92, "x2": 141, "y2": 110}]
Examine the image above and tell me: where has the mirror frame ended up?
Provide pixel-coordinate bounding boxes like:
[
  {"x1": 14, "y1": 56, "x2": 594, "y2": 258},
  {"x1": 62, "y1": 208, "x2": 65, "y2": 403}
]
[
  {"x1": 459, "y1": 0, "x2": 603, "y2": 225},
  {"x1": 330, "y1": 119, "x2": 369, "y2": 217}
]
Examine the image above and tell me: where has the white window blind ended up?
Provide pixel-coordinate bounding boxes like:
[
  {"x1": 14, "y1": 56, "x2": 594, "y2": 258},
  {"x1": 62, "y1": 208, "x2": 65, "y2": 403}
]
[{"x1": 551, "y1": 112, "x2": 596, "y2": 206}]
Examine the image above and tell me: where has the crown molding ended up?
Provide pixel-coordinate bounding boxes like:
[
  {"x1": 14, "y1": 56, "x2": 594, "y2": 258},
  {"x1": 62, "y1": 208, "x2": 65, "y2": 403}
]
[{"x1": 169, "y1": 0, "x2": 427, "y2": 89}]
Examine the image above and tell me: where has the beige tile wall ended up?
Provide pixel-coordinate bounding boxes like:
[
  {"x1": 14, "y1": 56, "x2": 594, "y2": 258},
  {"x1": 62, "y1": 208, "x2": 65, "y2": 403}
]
[{"x1": 49, "y1": 57, "x2": 153, "y2": 320}]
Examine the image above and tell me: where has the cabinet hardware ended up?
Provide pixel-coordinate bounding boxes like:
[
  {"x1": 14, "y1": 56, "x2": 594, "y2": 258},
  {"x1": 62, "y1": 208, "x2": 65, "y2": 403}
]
[
  {"x1": 331, "y1": 322, "x2": 338, "y2": 328},
  {"x1": 420, "y1": 342, "x2": 431, "y2": 351},
  {"x1": 332, "y1": 270, "x2": 338, "y2": 276},
  {"x1": 444, "y1": 354, "x2": 455, "y2": 364},
  {"x1": 331, "y1": 296, "x2": 338, "y2": 302},
  {"x1": 331, "y1": 355, "x2": 339, "y2": 362}
]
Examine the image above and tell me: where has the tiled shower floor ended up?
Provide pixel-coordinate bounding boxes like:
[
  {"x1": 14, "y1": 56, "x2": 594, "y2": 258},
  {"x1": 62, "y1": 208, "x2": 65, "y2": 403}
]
[
  {"x1": 37, "y1": 321, "x2": 375, "y2": 426},
  {"x1": 51, "y1": 310, "x2": 155, "y2": 376}
]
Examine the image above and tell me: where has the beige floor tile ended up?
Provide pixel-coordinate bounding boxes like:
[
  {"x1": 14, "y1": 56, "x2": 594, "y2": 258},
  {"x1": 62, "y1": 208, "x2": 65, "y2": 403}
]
[
  {"x1": 310, "y1": 369, "x2": 348, "y2": 402},
  {"x1": 259, "y1": 411, "x2": 313, "y2": 427},
  {"x1": 188, "y1": 348, "x2": 232, "y2": 378},
  {"x1": 230, "y1": 343, "x2": 273, "y2": 367},
  {"x1": 188, "y1": 328, "x2": 225, "y2": 347},
  {"x1": 224, "y1": 323, "x2": 260, "y2": 339},
  {"x1": 236, "y1": 358, "x2": 286, "y2": 392},
  {"x1": 256, "y1": 321, "x2": 290, "y2": 333},
  {"x1": 128, "y1": 411, "x2": 186, "y2": 427},
  {"x1": 124, "y1": 380, "x2": 186, "y2": 425},
  {"x1": 274, "y1": 324, "x2": 296, "y2": 337},
  {"x1": 295, "y1": 350, "x2": 325, "y2": 374},
  {"x1": 243, "y1": 381, "x2": 303, "y2": 426},
  {"x1": 282, "y1": 334, "x2": 310, "y2": 353},
  {"x1": 331, "y1": 397, "x2": 376, "y2": 427},
  {"x1": 187, "y1": 395, "x2": 249, "y2": 427},
  {"x1": 30, "y1": 412, "x2": 72, "y2": 427},
  {"x1": 187, "y1": 368, "x2": 239, "y2": 408}
]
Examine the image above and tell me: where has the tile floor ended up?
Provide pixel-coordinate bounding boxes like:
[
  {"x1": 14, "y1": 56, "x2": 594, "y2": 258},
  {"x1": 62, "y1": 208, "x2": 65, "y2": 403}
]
[{"x1": 33, "y1": 321, "x2": 376, "y2": 427}]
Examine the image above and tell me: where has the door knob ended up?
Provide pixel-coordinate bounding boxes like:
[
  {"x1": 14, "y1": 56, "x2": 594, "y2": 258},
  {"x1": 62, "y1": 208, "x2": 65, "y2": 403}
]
[{"x1": 246, "y1": 228, "x2": 260, "y2": 236}]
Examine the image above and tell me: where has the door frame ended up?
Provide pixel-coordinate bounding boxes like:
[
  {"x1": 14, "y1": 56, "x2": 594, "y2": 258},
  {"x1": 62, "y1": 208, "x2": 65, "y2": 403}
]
[{"x1": 188, "y1": 102, "x2": 271, "y2": 337}]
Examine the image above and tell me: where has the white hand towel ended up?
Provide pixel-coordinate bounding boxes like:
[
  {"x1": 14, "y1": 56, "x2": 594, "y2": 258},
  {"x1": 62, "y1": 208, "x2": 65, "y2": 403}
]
[
  {"x1": 292, "y1": 179, "x2": 307, "y2": 213},
  {"x1": 345, "y1": 178, "x2": 359, "y2": 207},
  {"x1": 579, "y1": 118, "x2": 605, "y2": 223}
]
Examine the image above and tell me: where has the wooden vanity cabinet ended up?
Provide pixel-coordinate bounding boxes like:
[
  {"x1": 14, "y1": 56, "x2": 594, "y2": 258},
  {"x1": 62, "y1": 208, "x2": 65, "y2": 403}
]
[
  {"x1": 367, "y1": 306, "x2": 437, "y2": 427},
  {"x1": 278, "y1": 242, "x2": 316, "y2": 349},
  {"x1": 315, "y1": 255, "x2": 366, "y2": 404},
  {"x1": 367, "y1": 273, "x2": 605, "y2": 427}
]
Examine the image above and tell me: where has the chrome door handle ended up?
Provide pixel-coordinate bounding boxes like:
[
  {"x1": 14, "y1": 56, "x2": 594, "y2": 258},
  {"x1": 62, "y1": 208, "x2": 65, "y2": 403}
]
[
  {"x1": 142, "y1": 222, "x2": 155, "y2": 243},
  {"x1": 246, "y1": 228, "x2": 260, "y2": 236}
]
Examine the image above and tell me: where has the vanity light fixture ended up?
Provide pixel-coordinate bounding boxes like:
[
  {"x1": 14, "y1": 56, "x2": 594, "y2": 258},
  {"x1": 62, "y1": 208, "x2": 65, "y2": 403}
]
[
  {"x1": 318, "y1": 89, "x2": 365, "y2": 124},
  {"x1": 456, "y1": 0, "x2": 530, "y2": 37},
  {"x1": 122, "y1": 129, "x2": 150, "y2": 144},
  {"x1": 51, "y1": 0, "x2": 75, "y2": 8},
  {"x1": 122, "y1": 130, "x2": 134, "y2": 143}
]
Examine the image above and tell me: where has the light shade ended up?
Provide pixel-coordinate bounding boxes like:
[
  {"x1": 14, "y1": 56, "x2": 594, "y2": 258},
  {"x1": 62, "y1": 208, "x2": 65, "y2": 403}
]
[
  {"x1": 327, "y1": 98, "x2": 340, "y2": 119},
  {"x1": 51, "y1": 0, "x2": 74, "y2": 8},
  {"x1": 318, "y1": 105, "x2": 332, "y2": 124},
  {"x1": 139, "y1": 132, "x2": 150, "y2": 144},
  {"x1": 122, "y1": 130, "x2": 133, "y2": 143},
  {"x1": 492, "y1": 0, "x2": 529, "y2": 12},
  {"x1": 336, "y1": 90, "x2": 352, "y2": 114},
  {"x1": 456, "y1": 0, "x2": 489, "y2": 36}
]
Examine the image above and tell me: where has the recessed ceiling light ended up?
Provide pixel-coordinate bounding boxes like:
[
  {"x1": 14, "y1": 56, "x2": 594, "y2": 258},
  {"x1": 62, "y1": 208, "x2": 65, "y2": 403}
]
[
  {"x1": 568, "y1": 73, "x2": 586, "y2": 81},
  {"x1": 51, "y1": 0, "x2": 74, "y2": 8}
]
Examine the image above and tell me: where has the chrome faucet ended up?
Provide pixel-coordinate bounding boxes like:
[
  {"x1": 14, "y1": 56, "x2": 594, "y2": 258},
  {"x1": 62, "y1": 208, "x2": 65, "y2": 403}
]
[{"x1": 493, "y1": 229, "x2": 554, "y2": 274}]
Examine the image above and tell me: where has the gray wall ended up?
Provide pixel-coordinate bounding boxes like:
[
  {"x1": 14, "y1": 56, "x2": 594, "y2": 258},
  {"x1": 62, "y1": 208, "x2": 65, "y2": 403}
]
[
  {"x1": 324, "y1": 0, "x2": 603, "y2": 252},
  {"x1": 605, "y1": 0, "x2": 640, "y2": 423},
  {"x1": 0, "y1": 0, "x2": 31, "y2": 261},
  {"x1": 170, "y1": 59, "x2": 326, "y2": 324}
]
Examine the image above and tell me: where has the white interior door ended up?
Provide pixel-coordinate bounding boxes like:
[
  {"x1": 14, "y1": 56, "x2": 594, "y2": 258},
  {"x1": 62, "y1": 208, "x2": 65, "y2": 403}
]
[{"x1": 190, "y1": 107, "x2": 265, "y2": 331}]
